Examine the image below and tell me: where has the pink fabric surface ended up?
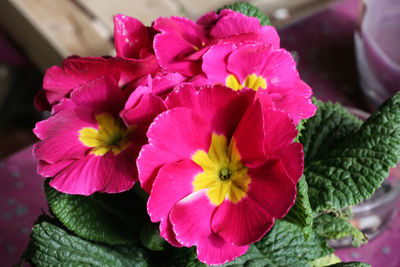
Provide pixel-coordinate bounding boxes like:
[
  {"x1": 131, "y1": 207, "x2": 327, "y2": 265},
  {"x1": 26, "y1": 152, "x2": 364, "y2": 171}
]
[{"x1": 0, "y1": 146, "x2": 46, "y2": 266}]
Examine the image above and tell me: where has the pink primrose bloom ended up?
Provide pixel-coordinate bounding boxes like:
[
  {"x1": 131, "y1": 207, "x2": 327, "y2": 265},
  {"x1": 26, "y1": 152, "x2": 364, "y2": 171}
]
[
  {"x1": 35, "y1": 54, "x2": 158, "y2": 111},
  {"x1": 153, "y1": 9, "x2": 279, "y2": 77},
  {"x1": 202, "y1": 42, "x2": 316, "y2": 124},
  {"x1": 120, "y1": 71, "x2": 186, "y2": 126},
  {"x1": 33, "y1": 75, "x2": 147, "y2": 195},
  {"x1": 114, "y1": 14, "x2": 155, "y2": 59},
  {"x1": 138, "y1": 84, "x2": 303, "y2": 264}
]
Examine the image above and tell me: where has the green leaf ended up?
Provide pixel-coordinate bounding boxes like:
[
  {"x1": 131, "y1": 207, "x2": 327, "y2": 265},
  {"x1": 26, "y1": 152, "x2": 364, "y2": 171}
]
[
  {"x1": 24, "y1": 220, "x2": 149, "y2": 267},
  {"x1": 165, "y1": 247, "x2": 206, "y2": 267},
  {"x1": 224, "y1": 220, "x2": 333, "y2": 267},
  {"x1": 303, "y1": 93, "x2": 400, "y2": 211},
  {"x1": 284, "y1": 175, "x2": 313, "y2": 239},
  {"x1": 328, "y1": 262, "x2": 370, "y2": 267},
  {"x1": 314, "y1": 214, "x2": 367, "y2": 247},
  {"x1": 310, "y1": 253, "x2": 341, "y2": 267},
  {"x1": 217, "y1": 2, "x2": 271, "y2": 26},
  {"x1": 140, "y1": 221, "x2": 168, "y2": 251},
  {"x1": 300, "y1": 99, "x2": 363, "y2": 165},
  {"x1": 44, "y1": 180, "x2": 147, "y2": 245}
]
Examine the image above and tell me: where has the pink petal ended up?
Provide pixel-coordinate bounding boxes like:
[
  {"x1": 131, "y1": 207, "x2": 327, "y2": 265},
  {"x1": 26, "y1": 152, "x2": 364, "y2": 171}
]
[
  {"x1": 114, "y1": 14, "x2": 151, "y2": 59},
  {"x1": 34, "y1": 89, "x2": 51, "y2": 111},
  {"x1": 227, "y1": 45, "x2": 297, "y2": 88},
  {"x1": 137, "y1": 108, "x2": 210, "y2": 192},
  {"x1": 233, "y1": 100, "x2": 266, "y2": 167},
  {"x1": 43, "y1": 56, "x2": 158, "y2": 107},
  {"x1": 160, "y1": 216, "x2": 182, "y2": 247},
  {"x1": 202, "y1": 42, "x2": 234, "y2": 83},
  {"x1": 153, "y1": 16, "x2": 206, "y2": 76},
  {"x1": 147, "y1": 159, "x2": 201, "y2": 222},
  {"x1": 210, "y1": 11, "x2": 262, "y2": 39},
  {"x1": 150, "y1": 71, "x2": 187, "y2": 96},
  {"x1": 166, "y1": 85, "x2": 255, "y2": 138},
  {"x1": 101, "y1": 141, "x2": 143, "y2": 193},
  {"x1": 196, "y1": 11, "x2": 219, "y2": 27},
  {"x1": 211, "y1": 196, "x2": 274, "y2": 246},
  {"x1": 49, "y1": 154, "x2": 110, "y2": 195},
  {"x1": 272, "y1": 94, "x2": 317, "y2": 124},
  {"x1": 247, "y1": 159, "x2": 296, "y2": 218},
  {"x1": 121, "y1": 86, "x2": 167, "y2": 126},
  {"x1": 33, "y1": 107, "x2": 96, "y2": 163},
  {"x1": 37, "y1": 159, "x2": 74, "y2": 178},
  {"x1": 170, "y1": 190, "x2": 247, "y2": 265},
  {"x1": 154, "y1": 33, "x2": 202, "y2": 76},
  {"x1": 70, "y1": 76, "x2": 124, "y2": 115},
  {"x1": 263, "y1": 109, "x2": 304, "y2": 183}
]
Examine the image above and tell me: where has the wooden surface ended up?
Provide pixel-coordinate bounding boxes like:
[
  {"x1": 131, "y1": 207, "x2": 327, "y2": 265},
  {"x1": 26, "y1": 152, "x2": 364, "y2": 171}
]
[{"x1": 0, "y1": 0, "x2": 339, "y2": 72}]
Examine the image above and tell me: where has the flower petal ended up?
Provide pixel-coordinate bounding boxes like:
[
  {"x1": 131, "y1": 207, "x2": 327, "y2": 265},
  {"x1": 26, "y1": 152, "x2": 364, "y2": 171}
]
[
  {"x1": 233, "y1": 100, "x2": 266, "y2": 167},
  {"x1": 147, "y1": 159, "x2": 201, "y2": 222},
  {"x1": 263, "y1": 109, "x2": 303, "y2": 183},
  {"x1": 70, "y1": 76, "x2": 125, "y2": 115},
  {"x1": 121, "y1": 86, "x2": 167, "y2": 126},
  {"x1": 49, "y1": 154, "x2": 110, "y2": 195},
  {"x1": 114, "y1": 14, "x2": 151, "y2": 59},
  {"x1": 247, "y1": 159, "x2": 296, "y2": 218},
  {"x1": 202, "y1": 42, "x2": 234, "y2": 83},
  {"x1": 170, "y1": 190, "x2": 248, "y2": 265},
  {"x1": 211, "y1": 196, "x2": 274, "y2": 246},
  {"x1": 166, "y1": 84, "x2": 255, "y2": 138},
  {"x1": 137, "y1": 108, "x2": 209, "y2": 192},
  {"x1": 160, "y1": 216, "x2": 182, "y2": 247},
  {"x1": 33, "y1": 107, "x2": 96, "y2": 163}
]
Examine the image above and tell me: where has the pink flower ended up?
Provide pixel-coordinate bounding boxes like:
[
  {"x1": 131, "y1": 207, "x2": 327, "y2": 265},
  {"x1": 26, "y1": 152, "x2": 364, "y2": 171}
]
[
  {"x1": 114, "y1": 14, "x2": 155, "y2": 59},
  {"x1": 35, "y1": 55, "x2": 158, "y2": 111},
  {"x1": 33, "y1": 76, "x2": 146, "y2": 195},
  {"x1": 153, "y1": 9, "x2": 279, "y2": 76},
  {"x1": 120, "y1": 71, "x2": 186, "y2": 126},
  {"x1": 202, "y1": 42, "x2": 316, "y2": 124},
  {"x1": 138, "y1": 84, "x2": 303, "y2": 264}
]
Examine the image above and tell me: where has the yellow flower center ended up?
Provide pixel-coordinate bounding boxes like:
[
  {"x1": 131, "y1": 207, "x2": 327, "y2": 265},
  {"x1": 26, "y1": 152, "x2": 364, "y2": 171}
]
[
  {"x1": 192, "y1": 133, "x2": 250, "y2": 205},
  {"x1": 79, "y1": 113, "x2": 135, "y2": 156},
  {"x1": 226, "y1": 73, "x2": 267, "y2": 91}
]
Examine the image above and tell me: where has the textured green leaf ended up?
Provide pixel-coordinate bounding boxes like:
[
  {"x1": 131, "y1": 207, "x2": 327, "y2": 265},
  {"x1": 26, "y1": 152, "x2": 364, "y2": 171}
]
[
  {"x1": 44, "y1": 180, "x2": 147, "y2": 245},
  {"x1": 310, "y1": 253, "x2": 341, "y2": 267},
  {"x1": 284, "y1": 175, "x2": 313, "y2": 239},
  {"x1": 314, "y1": 214, "x2": 367, "y2": 247},
  {"x1": 165, "y1": 247, "x2": 206, "y2": 267},
  {"x1": 217, "y1": 2, "x2": 271, "y2": 26},
  {"x1": 224, "y1": 220, "x2": 333, "y2": 267},
  {"x1": 300, "y1": 99, "x2": 363, "y2": 165},
  {"x1": 24, "y1": 220, "x2": 149, "y2": 267},
  {"x1": 303, "y1": 93, "x2": 400, "y2": 211},
  {"x1": 328, "y1": 262, "x2": 370, "y2": 267},
  {"x1": 140, "y1": 222, "x2": 168, "y2": 251}
]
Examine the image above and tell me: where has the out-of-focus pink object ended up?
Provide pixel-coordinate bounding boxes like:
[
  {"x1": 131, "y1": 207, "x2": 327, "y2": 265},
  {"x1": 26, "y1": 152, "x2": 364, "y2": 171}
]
[{"x1": 355, "y1": 0, "x2": 400, "y2": 108}]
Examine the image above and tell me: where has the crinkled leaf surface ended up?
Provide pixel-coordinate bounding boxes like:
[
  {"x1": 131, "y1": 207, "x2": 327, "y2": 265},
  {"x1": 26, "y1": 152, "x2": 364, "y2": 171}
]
[
  {"x1": 224, "y1": 220, "x2": 333, "y2": 267},
  {"x1": 24, "y1": 220, "x2": 149, "y2": 267},
  {"x1": 284, "y1": 175, "x2": 313, "y2": 239},
  {"x1": 310, "y1": 253, "x2": 341, "y2": 267},
  {"x1": 217, "y1": 2, "x2": 271, "y2": 26},
  {"x1": 45, "y1": 180, "x2": 147, "y2": 245},
  {"x1": 314, "y1": 214, "x2": 367, "y2": 247},
  {"x1": 166, "y1": 221, "x2": 331, "y2": 267},
  {"x1": 301, "y1": 93, "x2": 400, "y2": 211},
  {"x1": 300, "y1": 99, "x2": 363, "y2": 165}
]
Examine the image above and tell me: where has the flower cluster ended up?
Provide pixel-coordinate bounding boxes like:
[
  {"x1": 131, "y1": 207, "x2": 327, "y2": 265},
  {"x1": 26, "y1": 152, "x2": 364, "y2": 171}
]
[{"x1": 33, "y1": 8, "x2": 316, "y2": 265}]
